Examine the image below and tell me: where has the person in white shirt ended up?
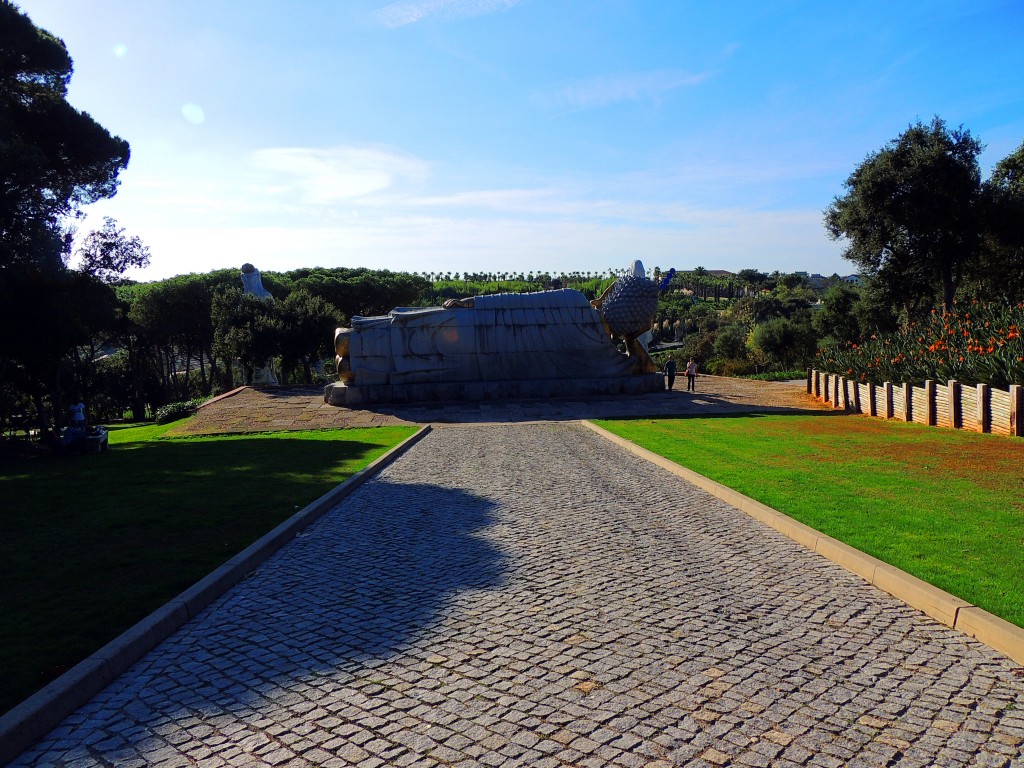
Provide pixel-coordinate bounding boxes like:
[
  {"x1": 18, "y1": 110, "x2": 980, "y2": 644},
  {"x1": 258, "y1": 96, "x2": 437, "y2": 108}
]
[
  {"x1": 68, "y1": 399, "x2": 86, "y2": 425},
  {"x1": 685, "y1": 359, "x2": 698, "y2": 391}
]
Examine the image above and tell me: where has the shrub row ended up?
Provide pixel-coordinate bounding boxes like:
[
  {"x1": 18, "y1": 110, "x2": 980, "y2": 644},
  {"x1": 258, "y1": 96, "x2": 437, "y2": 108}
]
[
  {"x1": 154, "y1": 398, "x2": 205, "y2": 425},
  {"x1": 817, "y1": 303, "x2": 1024, "y2": 388}
]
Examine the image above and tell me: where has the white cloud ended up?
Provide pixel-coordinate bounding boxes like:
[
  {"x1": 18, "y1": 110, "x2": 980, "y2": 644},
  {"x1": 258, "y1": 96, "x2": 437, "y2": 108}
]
[
  {"x1": 413, "y1": 188, "x2": 559, "y2": 212},
  {"x1": 75, "y1": 139, "x2": 848, "y2": 283},
  {"x1": 375, "y1": 0, "x2": 522, "y2": 28},
  {"x1": 247, "y1": 146, "x2": 430, "y2": 204},
  {"x1": 409, "y1": 186, "x2": 704, "y2": 224},
  {"x1": 536, "y1": 70, "x2": 711, "y2": 111}
]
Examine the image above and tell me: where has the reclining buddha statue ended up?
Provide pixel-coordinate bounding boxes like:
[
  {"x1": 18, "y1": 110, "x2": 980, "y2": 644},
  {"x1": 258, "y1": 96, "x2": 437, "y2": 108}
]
[{"x1": 324, "y1": 261, "x2": 663, "y2": 406}]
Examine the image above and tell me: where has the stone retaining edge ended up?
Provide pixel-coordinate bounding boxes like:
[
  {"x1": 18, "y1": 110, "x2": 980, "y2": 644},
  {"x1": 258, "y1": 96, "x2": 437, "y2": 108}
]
[
  {"x1": 197, "y1": 385, "x2": 249, "y2": 409},
  {"x1": 0, "y1": 424, "x2": 432, "y2": 768},
  {"x1": 581, "y1": 420, "x2": 1024, "y2": 667}
]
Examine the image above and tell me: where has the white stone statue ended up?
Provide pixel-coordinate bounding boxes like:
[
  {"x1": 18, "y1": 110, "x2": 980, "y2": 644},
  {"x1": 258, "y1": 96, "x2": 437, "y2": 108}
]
[
  {"x1": 240, "y1": 263, "x2": 279, "y2": 386},
  {"x1": 325, "y1": 264, "x2": 663, "y2": 406},
  {"x1": 241, "y1": 263, "x2": 273, "y2": 299}
]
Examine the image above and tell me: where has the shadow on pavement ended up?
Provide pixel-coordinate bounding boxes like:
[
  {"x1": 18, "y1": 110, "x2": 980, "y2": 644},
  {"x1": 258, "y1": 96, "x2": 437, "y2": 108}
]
[{"x1": 111, "y1": 480, "x2": 505, "y2": 726}]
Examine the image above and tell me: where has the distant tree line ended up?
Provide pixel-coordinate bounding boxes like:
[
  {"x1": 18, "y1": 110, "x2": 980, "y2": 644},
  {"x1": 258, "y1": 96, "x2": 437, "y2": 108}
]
[
  {"x1": 649, "y1": 271, "x2": 831, "y2": 377},
  {"x1": 1, "y1": 264, "x2": 433, "y2": 433}
]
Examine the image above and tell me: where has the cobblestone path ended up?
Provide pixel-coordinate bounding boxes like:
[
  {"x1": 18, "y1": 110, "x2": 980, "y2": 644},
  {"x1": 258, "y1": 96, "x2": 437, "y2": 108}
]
[{"x1": 14, "y1": 424, "x2": 1024, "y2": 767}]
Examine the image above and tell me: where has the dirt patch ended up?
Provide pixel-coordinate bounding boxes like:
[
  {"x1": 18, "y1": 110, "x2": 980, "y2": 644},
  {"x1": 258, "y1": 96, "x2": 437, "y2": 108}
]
[{"x1": 768, "y1": 410, "x2": 1024, "y2": 501}]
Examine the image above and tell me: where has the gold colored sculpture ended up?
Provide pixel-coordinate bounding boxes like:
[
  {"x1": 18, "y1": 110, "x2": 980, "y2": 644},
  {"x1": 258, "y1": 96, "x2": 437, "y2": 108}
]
[{"x1": 335, "y1": 328, "x2": 354, "y2": 383}]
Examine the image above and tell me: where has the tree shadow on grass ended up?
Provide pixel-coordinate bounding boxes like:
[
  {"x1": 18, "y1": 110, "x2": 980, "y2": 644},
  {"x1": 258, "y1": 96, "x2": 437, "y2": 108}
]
[{"x1": 0, "y1": 434, "x2": 412, "y2": 715}]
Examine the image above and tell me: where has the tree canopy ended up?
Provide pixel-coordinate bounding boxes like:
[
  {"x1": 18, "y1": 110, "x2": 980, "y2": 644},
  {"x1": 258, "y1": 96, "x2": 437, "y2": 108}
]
[
  {"x1": 977, "y1": 142, "x2": 1024, "y2": 304},
  {"x1": 824, "y1": 117, "x2": 984, "y2": 317},
  {"x1": 0, "y1": 0, "x2": 129, "y2": 272},
  {"x1": 76, "y1": 217, "x2": 151, "y2": 283}
]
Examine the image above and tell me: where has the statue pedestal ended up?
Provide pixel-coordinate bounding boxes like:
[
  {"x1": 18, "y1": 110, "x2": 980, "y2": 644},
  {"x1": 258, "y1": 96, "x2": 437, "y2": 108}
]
[{"x1": 324, "y1": 373, "x2": 664, "y2": 407}]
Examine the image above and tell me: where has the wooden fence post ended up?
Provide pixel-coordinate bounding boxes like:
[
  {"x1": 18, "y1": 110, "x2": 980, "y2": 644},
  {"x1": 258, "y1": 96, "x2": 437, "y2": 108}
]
[
  {"x1": 884, "y1": 382, "x2": 893, "y2": 419},
  {"x1": 902, "y1": 382, "x2": 912, "y2": 422},
  {"x1": 977, "y1": 383, "x2": 989, "y2": 433},
  {"x1": 948, "y1": 380, "x2": 960, "y2": 429},
  {"x1": 814, "y1": 369, "x2": 821, "y2": 399},
  {"x1": 840, "y1": 377, "x2": 849, "y2": 410},
  {"x1": 1010, "y1": 384, "x2": 1023, "y2": 438},
  {"x1": 806, "y1": 368, "x2": 812, "y2": 395},
  {"x1": 833, "y1": 375, "x2": 841, "y2": 410},
  {"x1": 924, "y1": 380, "x2": 936, "y2": 426},
  {"x1": 868, "y1": 382, "x2": 876, "y2": 417}
]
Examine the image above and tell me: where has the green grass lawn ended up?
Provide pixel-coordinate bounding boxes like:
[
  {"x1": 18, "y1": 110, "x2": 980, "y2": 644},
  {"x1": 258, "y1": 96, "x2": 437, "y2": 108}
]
[
  {"x1": 0, "y1": 422, "x2": 416, "y2": 715},
  {"x1": 594, "y1": 413, "x2": 1024, "y2": 629}
]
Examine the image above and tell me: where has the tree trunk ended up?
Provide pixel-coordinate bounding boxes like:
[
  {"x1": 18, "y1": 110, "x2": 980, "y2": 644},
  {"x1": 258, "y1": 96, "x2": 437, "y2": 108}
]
[
  {"x1": 0, "y1": 359, "x2": 9, "y2": 435},
  {"x1": 182, "y1": 345, "x2": 194, "y2": 398},
  {"x1": 197, "y1": 346, "x2": 208, "y2": 393},
  {"x1": 942, "y1": 265, "x2": 956, "y2": 315},
  {"x1": 51, "y1": 365, "x2": 65, "y2": 431},
  {"x1": 163, "y1": 347, "x2": 175, "y2": 401},
  {"x1": 221, "y1": 356, "x2": 234, "y2": 390},
  {"x1": 33, "y1": 392, "x2": 47, "y2": 438}
]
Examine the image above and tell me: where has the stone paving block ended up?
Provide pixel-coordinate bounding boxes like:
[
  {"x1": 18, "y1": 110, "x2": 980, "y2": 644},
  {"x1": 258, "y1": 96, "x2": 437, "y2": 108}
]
[{"x1": 8, "y1": 424, "x2": 1024, "y2": 768}]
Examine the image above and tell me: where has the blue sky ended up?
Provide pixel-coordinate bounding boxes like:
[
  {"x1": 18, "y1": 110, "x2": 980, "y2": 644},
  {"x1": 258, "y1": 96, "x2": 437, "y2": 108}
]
[{"x1": 17, "y1": 0, "x2": 1024, "y2": 281}]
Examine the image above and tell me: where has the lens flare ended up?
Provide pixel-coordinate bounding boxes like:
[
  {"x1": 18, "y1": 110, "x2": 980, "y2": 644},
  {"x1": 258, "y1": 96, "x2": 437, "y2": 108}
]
[{"x1": 181, "y1": 103, "x2": 206, "y2": 125}]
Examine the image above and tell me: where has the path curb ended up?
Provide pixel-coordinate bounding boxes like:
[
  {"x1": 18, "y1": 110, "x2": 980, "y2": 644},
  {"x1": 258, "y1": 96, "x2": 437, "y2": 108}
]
[
  {"x1": 581, "y1": 420, "x2": 1024, "y2": 666},
  {"x1": 197, "y1": 386, "x2": 248, "y2": 409},
  {"x1": 0, "y1": 425, "x2": 431, "y2": 767}
]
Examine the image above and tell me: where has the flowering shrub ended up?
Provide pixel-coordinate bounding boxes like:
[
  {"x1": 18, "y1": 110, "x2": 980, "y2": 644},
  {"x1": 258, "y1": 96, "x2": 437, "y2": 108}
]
[{"x1": 817, "y1": 303, "x2": 1024, "y2": 388}]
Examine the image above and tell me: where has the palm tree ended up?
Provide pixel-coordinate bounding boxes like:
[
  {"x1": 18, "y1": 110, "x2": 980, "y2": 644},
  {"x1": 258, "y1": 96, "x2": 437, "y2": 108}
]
[{"x1": 692, "y1": 266, "x2": 708, "y2": 299}]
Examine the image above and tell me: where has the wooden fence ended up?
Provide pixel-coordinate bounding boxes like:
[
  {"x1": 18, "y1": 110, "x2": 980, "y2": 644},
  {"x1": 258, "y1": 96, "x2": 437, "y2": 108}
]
[{"x1": 807, "y1": 370, "x2": 1024, "y2": 438}]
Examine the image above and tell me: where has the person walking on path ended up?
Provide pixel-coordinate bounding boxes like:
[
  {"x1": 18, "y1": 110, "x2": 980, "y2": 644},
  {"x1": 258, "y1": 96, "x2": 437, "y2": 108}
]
[
  {"x1": 685, "y1": 358, "x2": 698, "y2": 391},
  {"x1": 664, "y1": 358, "x2": 676, "y2": 390}
]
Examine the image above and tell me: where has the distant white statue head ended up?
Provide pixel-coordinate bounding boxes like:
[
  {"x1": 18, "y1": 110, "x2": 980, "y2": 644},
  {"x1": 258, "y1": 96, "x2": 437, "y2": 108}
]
[
  {"x1": 241, "y1": 263, "x2": 273, "y2": 300},
  {"x1": 239, "y1": 264, "x2": 278, "y2": 385},
  {"x1": 630, "y1": 260, "x2": 645, "y2": 278}
]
